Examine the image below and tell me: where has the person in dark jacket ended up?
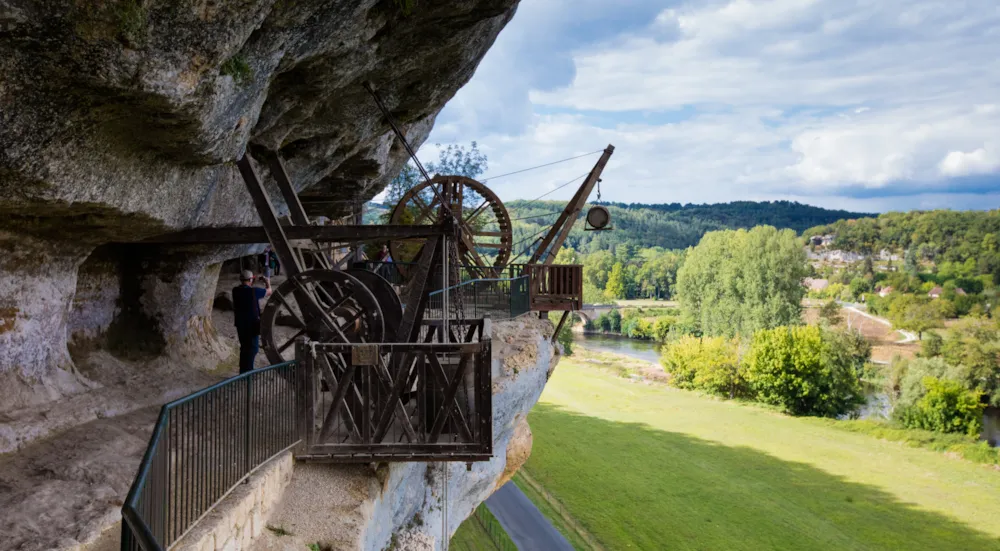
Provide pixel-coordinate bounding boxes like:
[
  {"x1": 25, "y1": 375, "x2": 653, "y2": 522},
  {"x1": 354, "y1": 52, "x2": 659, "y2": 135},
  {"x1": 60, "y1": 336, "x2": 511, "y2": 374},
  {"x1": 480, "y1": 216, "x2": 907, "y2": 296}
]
[{"x1": 232, "y1": 269, "x2": 271, "y2": 374}]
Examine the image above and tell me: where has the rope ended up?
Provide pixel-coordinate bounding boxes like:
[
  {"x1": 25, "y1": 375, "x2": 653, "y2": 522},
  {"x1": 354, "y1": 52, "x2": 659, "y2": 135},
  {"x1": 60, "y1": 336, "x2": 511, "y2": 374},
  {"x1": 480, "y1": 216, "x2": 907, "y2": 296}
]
[{"x1": 481, "y1": 150, "x2": 604, "y2": 183}]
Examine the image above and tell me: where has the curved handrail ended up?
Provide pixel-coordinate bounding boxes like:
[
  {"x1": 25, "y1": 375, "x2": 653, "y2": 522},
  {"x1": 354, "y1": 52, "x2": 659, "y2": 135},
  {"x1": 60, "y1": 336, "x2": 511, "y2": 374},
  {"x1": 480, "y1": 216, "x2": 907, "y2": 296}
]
[{"x1": 121, "y1": 361, "x2": 301, "y2": 551}]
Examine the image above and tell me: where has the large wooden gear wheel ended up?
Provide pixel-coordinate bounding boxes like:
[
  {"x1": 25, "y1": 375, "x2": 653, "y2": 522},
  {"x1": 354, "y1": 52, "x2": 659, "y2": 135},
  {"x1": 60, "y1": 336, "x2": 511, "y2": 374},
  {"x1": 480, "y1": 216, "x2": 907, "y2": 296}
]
[
  {"x1": 389, "y1": 175, "x2": 512, "y2": 274},
  {"x1": 260, "y1": 269, "x2": 384, "y2": 364}
]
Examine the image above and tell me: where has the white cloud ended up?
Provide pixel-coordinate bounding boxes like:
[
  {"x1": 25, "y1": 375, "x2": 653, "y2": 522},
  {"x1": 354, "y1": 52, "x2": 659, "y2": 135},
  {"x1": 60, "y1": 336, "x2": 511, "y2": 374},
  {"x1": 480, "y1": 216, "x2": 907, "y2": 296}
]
[
  {"x1": 940, "y1": 147, "x2": 1000, "y2": 177},
  {"x1": 429, "y1": 0, "x2": 1000, "y2": 210}
]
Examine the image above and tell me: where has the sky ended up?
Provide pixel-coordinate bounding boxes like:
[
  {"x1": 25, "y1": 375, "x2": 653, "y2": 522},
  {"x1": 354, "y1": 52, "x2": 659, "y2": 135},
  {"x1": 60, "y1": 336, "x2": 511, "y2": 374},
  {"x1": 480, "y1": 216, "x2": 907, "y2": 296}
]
[{"x1": 412, "y1": 0, "x2": 1000, "y2": 213}]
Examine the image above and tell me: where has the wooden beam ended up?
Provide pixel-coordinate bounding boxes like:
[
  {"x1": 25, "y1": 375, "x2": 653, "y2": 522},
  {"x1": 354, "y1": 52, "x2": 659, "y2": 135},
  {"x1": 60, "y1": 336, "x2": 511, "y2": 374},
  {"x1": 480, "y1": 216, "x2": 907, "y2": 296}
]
[
  {"x1": 268, "y1": 154, "x2": 311, "y2": 227},
  {"x1": 528, "y1": 145, "x2": 615, "y2": 265},
  {"x1": 237, "y1": 155, "x2": 304, "y2": 276},
  {"x1": 135, "y1": 225, "x2": 450, "y2": 244}
]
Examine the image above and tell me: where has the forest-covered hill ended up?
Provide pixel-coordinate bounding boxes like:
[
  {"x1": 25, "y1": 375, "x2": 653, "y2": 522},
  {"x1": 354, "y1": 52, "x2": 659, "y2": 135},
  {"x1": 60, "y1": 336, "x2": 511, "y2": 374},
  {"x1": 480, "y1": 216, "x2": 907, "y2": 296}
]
[
  {"x1": 508, "y1": 200, "x2": 870, "y2": 254},
  {"x1": 803, "y1": 210, "x2": 1000, "y2": 279}
]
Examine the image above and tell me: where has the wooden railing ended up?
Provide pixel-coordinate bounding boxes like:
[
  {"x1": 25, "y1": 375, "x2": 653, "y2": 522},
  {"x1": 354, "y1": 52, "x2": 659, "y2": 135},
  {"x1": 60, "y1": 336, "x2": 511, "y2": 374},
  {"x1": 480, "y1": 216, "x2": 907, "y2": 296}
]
[
  {"x1": 295, "y1": 320, "x2": 493, "y2": 462},
  {"x1": 525, "y1": 264, "x2": 584, "y2": 312}
]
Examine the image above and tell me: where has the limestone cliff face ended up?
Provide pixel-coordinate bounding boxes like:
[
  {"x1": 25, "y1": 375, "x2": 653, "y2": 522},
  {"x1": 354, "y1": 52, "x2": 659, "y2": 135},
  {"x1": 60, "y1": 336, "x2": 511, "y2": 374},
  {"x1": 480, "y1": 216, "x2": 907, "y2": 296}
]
[
  {"x1": 251, "y1": 317, "x2": 559, "y2": 551},
  {"x1": 0, "y1": 0, "x2": 520, "y2": 416}
]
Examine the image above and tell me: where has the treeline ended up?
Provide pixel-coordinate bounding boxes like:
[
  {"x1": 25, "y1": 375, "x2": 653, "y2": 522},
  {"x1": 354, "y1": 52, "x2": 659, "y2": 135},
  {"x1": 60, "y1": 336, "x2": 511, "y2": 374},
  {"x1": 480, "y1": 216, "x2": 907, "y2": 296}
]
[
  {"x1": 804, "y1": 210, "x2": 1000, "y2": 281},
  {"x1": 509, "y1": 199, "x2": 869, "y2": 254}
]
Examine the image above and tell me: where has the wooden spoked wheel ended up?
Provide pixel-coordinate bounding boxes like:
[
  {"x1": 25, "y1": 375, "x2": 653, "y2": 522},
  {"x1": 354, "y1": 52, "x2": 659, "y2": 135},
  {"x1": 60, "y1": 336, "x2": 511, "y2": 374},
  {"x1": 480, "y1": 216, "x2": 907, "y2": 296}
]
[
  {"x1": 346, "y1": 269, "x2": 403, "y2": 341},
  {"x1": 388, "y1": 175, "x2": 512, "y2": 277},
  {"x1": 260, "y1": 269, "x2": 385, "y2": 364}
]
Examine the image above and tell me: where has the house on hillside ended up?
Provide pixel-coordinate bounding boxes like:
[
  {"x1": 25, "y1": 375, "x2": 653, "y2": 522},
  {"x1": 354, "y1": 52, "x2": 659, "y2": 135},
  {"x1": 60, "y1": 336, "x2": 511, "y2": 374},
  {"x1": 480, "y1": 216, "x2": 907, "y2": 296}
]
[
  {"x1": 878, "y1": 286, "x2": 893, "y2": 297},
  {"x1": 804, "y1": 278, "x2": 829, "y2": 292},
  {"x1": 955, "y1": 288, "x2": 967, "y2": 296},
  {"x1": 809, "y1": 234, "x2": 836, "y2": 247},
  {"x1": 928, "y1": 286, "x2": 944, "y2": 299}
]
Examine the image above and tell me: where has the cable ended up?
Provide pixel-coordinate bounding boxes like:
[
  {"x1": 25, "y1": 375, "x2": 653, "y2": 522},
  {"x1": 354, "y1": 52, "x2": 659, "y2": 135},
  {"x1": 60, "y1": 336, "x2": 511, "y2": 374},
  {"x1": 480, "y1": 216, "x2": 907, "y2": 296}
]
[
  {"x1": 510, "y1": 210, "x2": 564, "y2": 222},
  {"x1": 511, "y1": 226, "x2": 551, "y2": 250},
  {"x1": 530, "y1": 173, "x2": 589, "y2": 202},
  {"x1": 480, "y1": 150, "x2": 604, "y2": 183}
]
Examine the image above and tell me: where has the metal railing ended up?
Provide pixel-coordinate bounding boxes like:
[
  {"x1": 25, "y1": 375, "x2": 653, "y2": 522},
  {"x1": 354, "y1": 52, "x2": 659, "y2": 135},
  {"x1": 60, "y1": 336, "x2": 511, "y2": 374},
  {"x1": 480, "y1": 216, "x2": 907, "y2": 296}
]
[
  {"x1": 469, "y1": 503, "x2": 519, "y2": 551},
  {"x1": 362, "y1": 262, "x2": 521, "y2": 286},
  {"x1": 121, "y1": 361, "x2": 302, "y2": 551},
  {"x1": 425, "y1": 276, "x2": 530, "y2": 321}
]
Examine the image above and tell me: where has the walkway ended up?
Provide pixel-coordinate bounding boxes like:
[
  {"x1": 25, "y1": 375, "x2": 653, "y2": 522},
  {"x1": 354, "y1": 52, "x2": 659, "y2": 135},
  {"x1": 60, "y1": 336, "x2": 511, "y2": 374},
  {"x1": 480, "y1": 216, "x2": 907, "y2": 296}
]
[
  {"x1": 486, "y1": 482, "x2": 574, "y2": 551},
  {"x1": 840, "y1": 302, "x2": 917, "y2": 343}
]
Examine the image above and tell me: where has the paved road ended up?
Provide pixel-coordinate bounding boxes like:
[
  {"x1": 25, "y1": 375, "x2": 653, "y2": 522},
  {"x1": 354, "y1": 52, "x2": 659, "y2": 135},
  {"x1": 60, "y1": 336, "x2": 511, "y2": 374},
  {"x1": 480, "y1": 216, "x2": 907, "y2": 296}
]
[{"x1": 486, "y1": 482, "x2": 575, "y2": 551}]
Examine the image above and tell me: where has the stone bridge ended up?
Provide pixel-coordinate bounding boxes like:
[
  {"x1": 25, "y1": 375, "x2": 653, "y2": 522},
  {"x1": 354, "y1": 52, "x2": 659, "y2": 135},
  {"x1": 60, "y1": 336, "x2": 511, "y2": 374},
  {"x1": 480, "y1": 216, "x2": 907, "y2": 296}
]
[{"x1": 576, "y1": 304, "x2": 618, "y2": 323}]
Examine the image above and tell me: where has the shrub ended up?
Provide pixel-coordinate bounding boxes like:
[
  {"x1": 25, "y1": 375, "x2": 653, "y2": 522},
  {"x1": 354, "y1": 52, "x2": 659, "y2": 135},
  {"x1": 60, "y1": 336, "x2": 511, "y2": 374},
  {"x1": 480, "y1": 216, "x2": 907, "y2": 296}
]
[
  {"x1": 653, "y1": 317, "x2": 675, "y2": 342},
  {"x1": 887, "y1": 357, "x2": 970, "y2": 408},
  {"x1": 661, "y1": 335, "x2": 747, "y2": 398},
  {"x1": 607, "y1": 309, "x2": 622, "y2": 333},
  {"x1": 896, "y1": 377, "x2": 985, "y2": 436},
  {"x1": 744, "y1": 326, "x2": 865, "y2": 417},
  {"x1": 221, "y1": 55, "x2": 254, "y2": 85}
]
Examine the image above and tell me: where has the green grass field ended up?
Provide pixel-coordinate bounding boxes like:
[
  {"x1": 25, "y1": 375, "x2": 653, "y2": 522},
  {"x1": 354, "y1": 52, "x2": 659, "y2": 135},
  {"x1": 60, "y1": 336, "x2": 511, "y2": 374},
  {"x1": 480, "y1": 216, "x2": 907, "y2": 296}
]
[{"x1": 521, "y1": 359, "x2": 1000, "y2": 550}]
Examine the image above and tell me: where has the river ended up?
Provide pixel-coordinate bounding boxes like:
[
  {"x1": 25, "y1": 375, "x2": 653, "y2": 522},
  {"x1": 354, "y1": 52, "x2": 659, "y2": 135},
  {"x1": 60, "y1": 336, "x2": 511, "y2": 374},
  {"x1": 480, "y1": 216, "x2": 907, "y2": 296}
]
[{"x1": 573, "y1": 332, "x2": 661, "y2": 364}]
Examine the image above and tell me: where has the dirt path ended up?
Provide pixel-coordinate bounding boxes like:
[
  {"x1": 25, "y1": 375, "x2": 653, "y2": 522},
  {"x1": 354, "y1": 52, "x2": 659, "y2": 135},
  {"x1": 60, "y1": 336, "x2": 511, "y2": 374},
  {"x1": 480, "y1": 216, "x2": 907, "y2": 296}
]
[{"x1": 841, "y1": 304, "x2": 917, "y2": 343}]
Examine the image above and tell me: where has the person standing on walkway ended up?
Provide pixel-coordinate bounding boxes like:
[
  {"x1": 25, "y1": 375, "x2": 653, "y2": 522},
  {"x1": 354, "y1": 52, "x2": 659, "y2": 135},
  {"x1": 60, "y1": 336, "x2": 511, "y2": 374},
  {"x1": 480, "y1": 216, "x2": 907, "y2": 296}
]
[{"x1": 232, "y1": 270, "x2": 271, "y2": 374}]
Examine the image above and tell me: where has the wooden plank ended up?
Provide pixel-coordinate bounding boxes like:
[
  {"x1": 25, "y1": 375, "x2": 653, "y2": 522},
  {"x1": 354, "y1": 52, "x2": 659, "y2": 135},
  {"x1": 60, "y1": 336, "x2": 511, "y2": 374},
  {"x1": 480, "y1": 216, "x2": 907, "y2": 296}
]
[{"x1": 137, "y1": 224, "x2": 449, "y2": 244}]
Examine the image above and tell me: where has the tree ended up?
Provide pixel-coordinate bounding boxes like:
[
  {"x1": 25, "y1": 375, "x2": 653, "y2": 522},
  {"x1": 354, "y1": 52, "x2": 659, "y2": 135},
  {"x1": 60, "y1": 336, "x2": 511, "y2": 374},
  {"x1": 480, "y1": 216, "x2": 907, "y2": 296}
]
[
  {"x1": 383, "y1": 142, "x2": 487, "y2": 210},
  {"x1": 662, "y1": 335, "x2": 747, "y2": 398},
  {"x1": 583, "y1": 250, "x2": 615, "y2": 290},
  {"x1": 888, "y1": 295, "x2": 943, "y2": 340},
  {"x1": 676, "y1": 226, "x2": 809, "y2": 337},
  {"x1": 904, "y1": 247, "x2": 918, "y2": 274},
  {"x1": 427, "y1": 142, "x2": 487, "y2": 180},
  {"x1": 744, "y1": 325, "x2": 865, "y2": 417},
  {"x1": 553, "y1": 247, "x2": 579, "y2": 265},
  {"x1": 819, "y1": 299, "x2": 843, "y2": 326},
  {"x1": 605, "y1": 263, "x2": 627, "y2": 300},
  {"x1": 607, "y1": 309, "x2": 622, "y2": 333}
]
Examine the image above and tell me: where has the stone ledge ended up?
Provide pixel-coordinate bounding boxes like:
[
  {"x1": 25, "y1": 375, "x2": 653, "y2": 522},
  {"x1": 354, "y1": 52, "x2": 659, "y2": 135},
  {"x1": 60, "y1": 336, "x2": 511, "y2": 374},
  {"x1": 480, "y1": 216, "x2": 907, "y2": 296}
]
[{"x1": 175, "y1": 451, "x2": 295, "y2": 551}]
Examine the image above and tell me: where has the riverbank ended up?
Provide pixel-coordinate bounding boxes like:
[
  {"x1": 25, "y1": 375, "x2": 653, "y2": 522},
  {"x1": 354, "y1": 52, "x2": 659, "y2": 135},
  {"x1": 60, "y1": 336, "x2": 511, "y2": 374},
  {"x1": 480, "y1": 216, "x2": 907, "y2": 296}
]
[{"x1": 519, "y1": 357, "x2": 1000, "y2": 550}]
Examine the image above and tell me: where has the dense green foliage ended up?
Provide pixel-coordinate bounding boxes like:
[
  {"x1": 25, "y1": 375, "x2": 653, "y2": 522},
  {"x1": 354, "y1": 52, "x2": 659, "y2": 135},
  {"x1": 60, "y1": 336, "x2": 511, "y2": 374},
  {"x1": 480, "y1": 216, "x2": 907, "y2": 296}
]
[
  {"x1": 586, "y1": 307, "x2": 678, "y2": 341},
  {"x1": 804, "y1": 210, "x2": 1000, "y2": 282},
  {"x1": 677, "y1": 226, "x2": 809, "y2": 337},
  {"x1": 890, "y1": 318, "x2": 1000, "y2": 408},
  {"x1": 662, "y1": 335, "x2": 746, "y2": 398},
  {"x1": 744, "y1": 326, "x2": 867, "y2": 416},
  {"x1": 509, "y1": 199, "x2": 868, "y2": 254},
  {"x1": 582, "y1": 247, "x2": 684, "y2": 301},
  {"x1": 660, "y1": 325, "x2": 869, "y2": 417},
  {"x1": 896, "y1": 377, "x2": 985, "y2": 436},
  {"x1": 522, "y1": 361, "x2": 1000, "y2": 551}
]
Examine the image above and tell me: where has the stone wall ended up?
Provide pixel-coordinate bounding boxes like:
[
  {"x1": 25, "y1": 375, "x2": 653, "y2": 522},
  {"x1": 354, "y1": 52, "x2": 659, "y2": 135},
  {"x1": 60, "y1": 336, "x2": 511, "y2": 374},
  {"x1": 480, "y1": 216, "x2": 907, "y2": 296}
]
[{"x1": 177, "y1": 451, "x2": 295, "y2": 551}]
